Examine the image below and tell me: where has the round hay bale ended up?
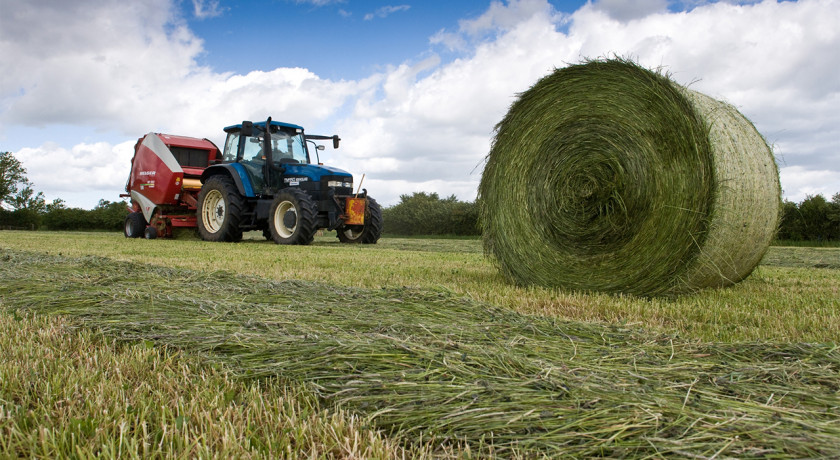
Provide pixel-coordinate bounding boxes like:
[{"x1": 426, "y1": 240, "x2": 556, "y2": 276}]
[{"x1": 479, "y1": 59, "x2": 780, "y2": 296}]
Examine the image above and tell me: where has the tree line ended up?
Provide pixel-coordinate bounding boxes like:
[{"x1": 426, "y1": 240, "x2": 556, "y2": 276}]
[
  {"x1": 777, "y1": 194, "x2": 840, "y2": 242},
  {"x1": 382, "y1": 192, "x2": 479, "y2": 236},
  {"x1": 3, "y1": 151, "x2": 839, "y2": 240}
]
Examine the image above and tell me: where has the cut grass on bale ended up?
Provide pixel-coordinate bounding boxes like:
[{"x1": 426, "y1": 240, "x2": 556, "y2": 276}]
[
  {"x1": 1, "y1": 231, "x2": 838, "y2": 343},
  {"x1": 479, "y1": 59, "x2": 780, "y2": 296},
  {"x1": 2, "y1": 249, "x2": 839, "y2": 457}
]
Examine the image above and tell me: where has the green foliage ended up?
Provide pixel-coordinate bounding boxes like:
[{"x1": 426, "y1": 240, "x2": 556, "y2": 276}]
[
  {"x1": 0, "y1": 151, "x2": 27, "y2": 209},
  {"x1": 777, "y1": 200, "x2": 804, "y2": 240},
  {"x1": 41, "y1": 199, "x2": 129, "y2": 231},
  {"x1": 0, "y1": 208, "x2": 40, "y2": 229},
  {"x1": 777, "y1": 193, "x2": 840, "y2": 241},
  {"x1": 0, "y1": 151, "x2": 45, "y2": 217},
  {"x1": 0, "y1": 151, "x2": 47, "y2": 229},
  {"x1": 382, "y1": 192, "x2": 478, "y2": 236}
]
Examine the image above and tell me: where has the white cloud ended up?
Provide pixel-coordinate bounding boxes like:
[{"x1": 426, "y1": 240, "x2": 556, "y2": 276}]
[
  {"x1": 593, "y1": 0, "x2": 669, "y2": 21},
  {"x1": 431, "y1": 0, "x2": 563, "y2": 51},
  {"x1": 295, "y1": 0, "x2": 345, "y2": 6},
  {"x1": 780, "y1": 166, "x2": 840, "y2": 202},
  {"x1": 0, "y1": 0, "x2": 360, "y2": 139},
  {"x1": 364, "y1": 5, "x2": 411, "y2": 21},
  {"x1": 13, "y1": 140, "x2": 136, "y2": 205},
  {"x1": 192, "y1": 0, "x2": 225, "y2": 19},
  {"x1": 1, "y1": 0, "x2": 838, "y2": 209},
  {"x1": 341, "y1": 0, "x2": 840, "y2": 205}
]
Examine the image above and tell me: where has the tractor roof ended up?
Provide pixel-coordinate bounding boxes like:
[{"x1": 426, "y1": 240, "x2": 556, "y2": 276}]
[{"x1": 224, "y1": 120, "x2": 304, "y2": 133}]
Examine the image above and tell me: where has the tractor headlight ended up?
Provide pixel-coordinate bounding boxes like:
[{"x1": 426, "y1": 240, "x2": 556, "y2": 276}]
[{"x1": 328, "y1": 180, "x2": 352, "y2": 188}]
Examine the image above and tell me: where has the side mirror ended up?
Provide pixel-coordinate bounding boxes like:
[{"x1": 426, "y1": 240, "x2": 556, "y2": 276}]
[
  {"x1": 332, "y1": 135, "x2": 341, "y2": 149},
  {"x1": 241, "y1": 121, "x2": 254, "y2": 137}
]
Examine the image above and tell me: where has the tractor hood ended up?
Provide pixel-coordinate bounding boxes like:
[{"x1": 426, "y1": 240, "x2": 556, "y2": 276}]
[{"x1": 283, "y1": 163, "x2": 353, "y2": 180}]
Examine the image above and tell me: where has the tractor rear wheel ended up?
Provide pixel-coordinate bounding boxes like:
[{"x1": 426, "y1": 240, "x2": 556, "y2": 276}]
[
  {"x1": 197, "y1": 175, "x2": 244, "y2": 242},
  {"x1": 337, "y1": 197, "x2": 383, "y2": 244},
  {"x1": 268, "y1": 188, "x2": 317, "y2": 245},
  {"x1": 124, "y1": 212, "x2": 146, "y2": 238}
]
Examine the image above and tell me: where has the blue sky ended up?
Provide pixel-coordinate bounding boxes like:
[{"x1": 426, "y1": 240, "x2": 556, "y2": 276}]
[
  {"x1": 184, "y1": 1, "x2": 504, "y2": 79},
  {"x1": 1, "y1": 0, "x2": 838, "y2": 209}
]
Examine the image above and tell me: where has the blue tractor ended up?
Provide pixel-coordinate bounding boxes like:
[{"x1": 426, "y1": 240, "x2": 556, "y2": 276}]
[{"x1": 196, "y1": 117, "x2": 382, "y2": 244}]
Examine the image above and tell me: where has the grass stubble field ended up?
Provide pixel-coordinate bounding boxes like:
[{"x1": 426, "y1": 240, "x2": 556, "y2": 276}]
[{"x1": 0, "y1": 231, "x2": 838, "y2": 458}]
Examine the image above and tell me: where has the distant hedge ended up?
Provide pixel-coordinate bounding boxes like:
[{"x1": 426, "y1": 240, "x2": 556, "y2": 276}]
[
  {"x1": 41, "y1": 200, "x2": 129, "y2": 232},
  {"x1": 0, "y1": 209, "x2": 40, "y2": 230},
  {"x1": 382, "y1": 192, "x2": 479, "y2": 236},
  {"x1": 777, "y1": 193, "x2": 840, "y2": 242},
  {"x1": 0, "y1": 200, "x2": 129, "y2": 232},
  {"x1": 3, "y1": 191, "x2": 837, "y2": 241}
]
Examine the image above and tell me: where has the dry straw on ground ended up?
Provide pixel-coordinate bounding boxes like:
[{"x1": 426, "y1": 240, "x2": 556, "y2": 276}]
[{"x1": 479, "y1": 59, "x2": 780, "y2": 296}]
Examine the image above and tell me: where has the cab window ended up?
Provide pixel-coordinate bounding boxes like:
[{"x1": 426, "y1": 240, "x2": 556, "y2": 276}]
[{"x1": 223, "y1": 132, "x2": 239, "y2": 162}]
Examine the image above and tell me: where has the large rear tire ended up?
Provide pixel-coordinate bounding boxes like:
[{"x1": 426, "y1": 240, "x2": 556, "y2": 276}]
[
  {"x1": 337, "y1": 197, "x2": 382, "y2": 244},
  {"x1": 268, "y1": 188, "x2": 318, "y2": 245},
  {"x1": 197, "y1": 175, "x2": 244, "y2": 242},
  {"x1": 124, "y1": 212, "x2": 146, "y2": 238}
]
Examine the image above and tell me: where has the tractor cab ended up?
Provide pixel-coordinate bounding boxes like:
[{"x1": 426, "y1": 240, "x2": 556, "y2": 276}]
[
  {"x1": 223, "y1": 121, "x2": 309, "y2": 163},
  {"x1": 222, "y1": 121, "x2": 310, "y2": 192},
  {"x1": 195, "y1": 117, "x2": 382, "y2": 245}
]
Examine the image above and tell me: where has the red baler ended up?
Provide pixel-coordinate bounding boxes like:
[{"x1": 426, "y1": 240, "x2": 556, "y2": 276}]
[{"x1": 122, "y1": 133, "x2": 221, "y2": 238}]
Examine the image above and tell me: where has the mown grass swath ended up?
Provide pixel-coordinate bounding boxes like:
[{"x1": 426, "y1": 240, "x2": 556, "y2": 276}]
[
  {"x1": 0, "y1": 312, "x2": 416, "y2": 458},
  {"x1": 479, "y1": 59, "x2": 780, "y2": 296},
  {"x1": 2, "y1": 231, "x2": 839, "y2": 343},
  {"x1": 2, "y1": 250, "x2": 837, "y2": 457}
]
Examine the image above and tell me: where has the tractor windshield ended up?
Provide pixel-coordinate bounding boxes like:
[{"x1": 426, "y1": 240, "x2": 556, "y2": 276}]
[
  {"x1": 237, "y1": 129, "x2": 309, "y2": 165},
  {"x1": 265, "y1": 129, "x2": 309, "y2": 164}
]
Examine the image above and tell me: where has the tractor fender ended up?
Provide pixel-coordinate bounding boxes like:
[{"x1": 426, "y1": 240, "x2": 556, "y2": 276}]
[{"x1": 200, "y1": 164, "x2": 255, "y2": 198}]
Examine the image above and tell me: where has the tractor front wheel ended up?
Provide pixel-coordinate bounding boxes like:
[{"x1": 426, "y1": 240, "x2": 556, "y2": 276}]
[
  {"x1": 124, "y1": 212, "x2": 146, "y2": 238},
  {"x1": 197, "y1": 175, "x2": 244, "y2": 242},
  {"x1": 337, "y1": 197, "x2": 383, "y2": 244},
  {"x1": 268, "y1": 189, "x2": 317, "y2": 245}
]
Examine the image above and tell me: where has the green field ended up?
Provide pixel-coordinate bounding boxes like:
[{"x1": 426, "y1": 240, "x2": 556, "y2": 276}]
[{"x1": 1, "y1": 231, "x2": 839, "y2": 458}]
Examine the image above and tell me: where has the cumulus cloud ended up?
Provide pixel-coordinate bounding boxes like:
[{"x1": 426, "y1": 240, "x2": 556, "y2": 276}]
[
  {"x1": 333, "y1": 0, "x2": 839, "y2": 205},
  {"x1": 431, "y1": 0, "x2": 563, "y2": 51},
  {"x1": 0, "y1": 0, "x2": 365, "y2": 205},
  {"x1": 780, "y1": 166, "x2": 840, "y2": 202},
  {"x1": 13, "y1": 140, "x2": 136, "y2": 205},
  {"x1": 0, "y1": 0, "x2": 361, "y2": 138},
  {"x1": 1, "y1": 0, "x2": 838, "y2": 208},
  {"x1": 592, "y1": 0, "x2": 669, "y2": 21}
]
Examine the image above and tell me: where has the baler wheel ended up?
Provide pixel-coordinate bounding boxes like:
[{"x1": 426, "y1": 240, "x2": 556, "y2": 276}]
[
  {"x1": 144, "y1": 226, "x2": 158, "y2": 240},
  {"x1": 124, "y1": 212, "x2": 146, "y2": 238},
  {"x1": 197, "y1": 175, "x2": 244, "y2": 242},
  {"x1": 337, "y1": 197, "x2": 383, "y2": 244},
  {"x1": 268, "y1": 188, "x2": 317, "y2": 245}
]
